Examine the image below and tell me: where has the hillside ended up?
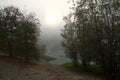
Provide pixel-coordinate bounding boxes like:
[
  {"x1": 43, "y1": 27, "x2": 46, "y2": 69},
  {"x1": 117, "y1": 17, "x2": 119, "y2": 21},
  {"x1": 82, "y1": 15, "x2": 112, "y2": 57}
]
[{"x1": 0, "y1": 56, "x2": 102, "y2": 80}]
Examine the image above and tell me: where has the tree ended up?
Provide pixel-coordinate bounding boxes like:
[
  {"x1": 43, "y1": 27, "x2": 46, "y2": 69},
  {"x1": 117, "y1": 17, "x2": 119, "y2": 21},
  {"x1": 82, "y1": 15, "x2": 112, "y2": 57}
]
[
  {"x1": 62, "y1": 0, "x2": 95, "y2": 70},
  {"x1": 61, "y1": 14, "x2": 79, "y2": 69},
  {"x1": 0, "y1": 6, "x2": 23, "y2": 56},
  {"x1": 64, "y1": 0, "x2": 120, "y2": 79},
  {"x1": 0, "y1": 6, "x2": 41, "y2": 61},
  {"x1": 15, "y1": 13, "x2": 40, "y2": 61},
  {"x1": 90, "y1": 0, "x2": 120, "y2": 79},
  {"x1": 73, "y1": 0, "x2": 120, "y2": 79},
  {"x1": 75, "y1": 3, "x2": 95, "y2": 69}
]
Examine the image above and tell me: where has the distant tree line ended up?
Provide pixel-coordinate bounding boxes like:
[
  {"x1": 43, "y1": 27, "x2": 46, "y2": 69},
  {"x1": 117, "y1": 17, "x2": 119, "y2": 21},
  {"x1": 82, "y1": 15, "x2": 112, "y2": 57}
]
[
  {"x1": 0, "y1": 6, "x2": 41, "y2": 61},
  {"x1": 61, "y1": 0, "x2": 120, "y2": 80}
]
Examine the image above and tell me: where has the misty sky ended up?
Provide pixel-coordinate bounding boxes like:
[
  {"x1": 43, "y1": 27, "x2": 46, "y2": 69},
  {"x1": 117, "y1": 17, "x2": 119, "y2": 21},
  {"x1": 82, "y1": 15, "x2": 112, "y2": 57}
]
[
  {"x1": 0, "y1": 0, "x2": 71, "y2": 25},
  {"x1": 0, "y1": 0, "x2": 72, "y2": 64}
]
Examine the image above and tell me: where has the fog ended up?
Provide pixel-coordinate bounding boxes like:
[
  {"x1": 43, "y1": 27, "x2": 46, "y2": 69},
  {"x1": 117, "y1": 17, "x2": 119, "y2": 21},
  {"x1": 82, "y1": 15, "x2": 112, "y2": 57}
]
[
  {"x1": 0, "y1": 0, "x2": 72, "y2": 65},
  {"x1": 40, "y1": 25, "x2": 71, "y2": 65}
]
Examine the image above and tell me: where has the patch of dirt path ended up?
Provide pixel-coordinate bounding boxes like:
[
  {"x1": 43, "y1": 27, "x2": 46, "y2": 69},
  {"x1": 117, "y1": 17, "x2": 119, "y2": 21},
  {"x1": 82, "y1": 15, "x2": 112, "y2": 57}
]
[{"x1": 0, "y1": 56, "x2": 103, "y2": 80}]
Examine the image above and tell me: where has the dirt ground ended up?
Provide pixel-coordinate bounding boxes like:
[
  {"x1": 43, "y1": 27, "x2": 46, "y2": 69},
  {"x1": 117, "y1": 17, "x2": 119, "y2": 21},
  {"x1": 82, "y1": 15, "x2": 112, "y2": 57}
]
[{"x1": 0, "y1": 56, "x2": 103, "y2": 80}]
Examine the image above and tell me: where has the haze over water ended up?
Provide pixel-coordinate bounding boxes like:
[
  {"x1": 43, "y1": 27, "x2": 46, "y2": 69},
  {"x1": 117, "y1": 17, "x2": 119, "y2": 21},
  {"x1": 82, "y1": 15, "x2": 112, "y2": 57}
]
[{"x1": 0, "y1": 0, "x2": 72, "y2": 65}]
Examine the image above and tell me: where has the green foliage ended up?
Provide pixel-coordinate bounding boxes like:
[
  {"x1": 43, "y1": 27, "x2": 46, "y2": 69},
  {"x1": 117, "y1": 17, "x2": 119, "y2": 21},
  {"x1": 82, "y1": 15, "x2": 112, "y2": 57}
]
[
  {"x1": 40, "y1": 54, "x2": 56, "y2": 61},
  {"x1": 0, "y1": 6, "x2": 41, "y2": 61},
  {"x1": 62, "y1": 62, "x2": 74, "y2": 70},
  {"x1": 61, "y1": 14, "x2": 79, "y2": 68},
  {"x1": 63, "y1": 62, "x2": 103, "y2": 76},
  {"x1": 14, "y1": 13, "x2": 40, "y2": 61},
  {"x1": 0, "y1": 6, "x2": 23, "y2": 56},
  {"x1": 62, "y1": 0, "x2": 120, "y2": 79}
]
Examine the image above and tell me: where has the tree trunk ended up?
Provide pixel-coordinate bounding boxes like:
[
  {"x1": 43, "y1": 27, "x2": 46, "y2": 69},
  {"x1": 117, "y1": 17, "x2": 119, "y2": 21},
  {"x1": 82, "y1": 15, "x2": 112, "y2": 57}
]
[
  {"x1": 72, "y1": 51, "x2": 79, "y2": 70},
  {"x1": 82, "y1": 61, "x2": 89, "y2": 71},
  {"x1": 25, "y1": 57, "x2": 28, "y2": 62},
  {"x1": 7, "y1": 41, "x2": 13, "y2": 57}
]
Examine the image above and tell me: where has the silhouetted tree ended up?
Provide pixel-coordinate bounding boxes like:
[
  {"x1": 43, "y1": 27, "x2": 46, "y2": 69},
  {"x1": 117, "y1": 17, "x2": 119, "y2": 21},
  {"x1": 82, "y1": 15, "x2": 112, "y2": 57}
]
[
  {"x1": 63, "y1": 0, "x2": 120, "y2": 79},
  {"x1": 0, "y1": 6, "x2": 23, "y2": 56},
  {"x1": 15, "y1": 13, "x2": 40, "y2": 61},
  {"x1": 0, "y1": 6, "x2": 41, "y2": 61},
  {"x1": 61, "y1": 14, "x2": 79, "y2": 69}
]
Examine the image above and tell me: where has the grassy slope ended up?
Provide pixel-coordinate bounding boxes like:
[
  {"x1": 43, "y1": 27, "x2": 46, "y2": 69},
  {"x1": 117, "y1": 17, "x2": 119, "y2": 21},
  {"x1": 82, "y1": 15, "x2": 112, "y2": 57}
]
[
  {"x1": 40, "y1": 54, "x2": 56, "y2": 61},
  {"x1": 63, "y1": 62, "x2": 103, "y2": 77}
]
